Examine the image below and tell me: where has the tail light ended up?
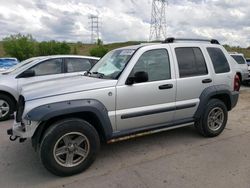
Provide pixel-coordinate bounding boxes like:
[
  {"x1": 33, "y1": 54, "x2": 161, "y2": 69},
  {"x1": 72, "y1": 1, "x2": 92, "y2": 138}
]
[{"x1": 234, "y1": 74, "x2": 240, "y2": 91}]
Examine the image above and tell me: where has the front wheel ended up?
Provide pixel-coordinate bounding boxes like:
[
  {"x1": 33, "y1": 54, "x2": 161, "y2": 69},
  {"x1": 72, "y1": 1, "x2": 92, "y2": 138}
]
[
  {"x1": 39, "y1": 118, "x2": 100, "y2": 176},
  {"x1": 195, "y1": 99, "x2": 228, "y2": 137},
  {"x1": 0, "y1": 94, "x2": 15, "y2": 121}
]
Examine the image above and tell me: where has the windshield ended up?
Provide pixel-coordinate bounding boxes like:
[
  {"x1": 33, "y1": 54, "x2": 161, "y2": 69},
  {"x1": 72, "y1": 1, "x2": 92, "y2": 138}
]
[
  {"x1": 90, "y1": 49, "x2": 135, "y2": 79},
  {"x1": 231, "y1": 55, "x2": 246, "y2": 65}
]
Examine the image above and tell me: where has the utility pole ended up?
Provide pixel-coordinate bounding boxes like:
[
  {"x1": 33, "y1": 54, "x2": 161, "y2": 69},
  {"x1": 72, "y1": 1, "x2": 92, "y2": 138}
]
[
  {"x1": 89, "y1": 15, "x2": 100, "y2": 44},
  {"x1": 149, "y1": 0, "x2": 168, "y2": 41}
]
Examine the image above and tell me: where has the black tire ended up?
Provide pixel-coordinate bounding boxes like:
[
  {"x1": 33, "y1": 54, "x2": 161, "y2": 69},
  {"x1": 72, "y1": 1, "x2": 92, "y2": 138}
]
[
  {"x1": 0, "y1": 94, "x2": 15, "y2": 121},
  {"x1": 195, "y1": 99, "x2": 228, "y2": 137},
  {"x1": 39, "y1": 118, "x2": 100, "y2": 176}
]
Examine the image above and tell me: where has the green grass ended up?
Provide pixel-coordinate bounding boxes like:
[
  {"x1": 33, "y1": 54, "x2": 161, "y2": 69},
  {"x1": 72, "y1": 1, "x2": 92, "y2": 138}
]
[{"x1": 0, "y1": 41, "x2": 250, "y2": 58}]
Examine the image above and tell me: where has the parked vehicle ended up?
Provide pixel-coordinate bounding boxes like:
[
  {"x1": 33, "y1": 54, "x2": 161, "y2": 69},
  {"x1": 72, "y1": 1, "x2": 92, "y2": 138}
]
[
  {"x1": 0, "y1": 55, "x2": 99, "y2": 121},
  {"x1": 229, "y1": 52, "x2": 249, "y2": 83},
  {"x1": 0, "y1": 58, "x2": 19, "y2": 72},
  {"x1": 246, "y1": 58, "x2": 250, "y2": 77},
  {"x1": 7, "y1": 38, "x2": 239, "y2": 176}
]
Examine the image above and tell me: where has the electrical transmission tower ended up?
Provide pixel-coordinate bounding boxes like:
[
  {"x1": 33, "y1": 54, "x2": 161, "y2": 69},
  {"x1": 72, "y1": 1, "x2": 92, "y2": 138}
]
[
  {"x1": 149, "y1": 0, "x2": 168, "y2": 41},
  {"x1": 89, "y1": 15, "x2": 100, "y2": 44}
]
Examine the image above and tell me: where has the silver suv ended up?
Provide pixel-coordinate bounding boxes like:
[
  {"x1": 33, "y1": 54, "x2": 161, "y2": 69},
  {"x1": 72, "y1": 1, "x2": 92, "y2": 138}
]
[
  {"x1": 0, "y1": 55, "x2": 99, "y2": 121},
  {"x1": 7, "y1": 38, "x2": 239, "y2": 176}
]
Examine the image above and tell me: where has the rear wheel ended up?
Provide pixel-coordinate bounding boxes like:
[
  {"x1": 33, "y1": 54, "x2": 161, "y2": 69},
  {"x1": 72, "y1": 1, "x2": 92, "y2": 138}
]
[
  {"x1": 0, "y1": 94, "x2": 15, "y2": 121},
  {"x1": 195, "y1": 99, "x2": 228, "y2": 137},
  {"x1": 39, "y1": 118, "x2": 100, "y2": 176}
]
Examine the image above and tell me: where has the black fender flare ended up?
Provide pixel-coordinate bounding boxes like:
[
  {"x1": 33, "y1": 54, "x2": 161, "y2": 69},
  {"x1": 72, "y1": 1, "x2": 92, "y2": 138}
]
[
  {"x1": 194, "y1": 85, "x2": 238, "y2": 119},
  {"x1": 26, "y1": 99, "x2": 113, "y2": 141}
]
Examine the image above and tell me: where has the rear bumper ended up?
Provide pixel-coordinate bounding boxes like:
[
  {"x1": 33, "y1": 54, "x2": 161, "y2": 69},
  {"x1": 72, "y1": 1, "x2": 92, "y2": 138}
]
[
  {"x1": 242, "y1": 72, "x2": 250, "y2": 81},
  {"x1": 231, "y1": 91, "x2": 239, "y2": 109}
]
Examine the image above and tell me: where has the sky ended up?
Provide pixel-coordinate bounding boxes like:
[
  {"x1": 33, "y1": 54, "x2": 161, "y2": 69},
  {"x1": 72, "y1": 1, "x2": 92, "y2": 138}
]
[{"x1": 0, "y1": 0, "x2": 250, "y2": 47}]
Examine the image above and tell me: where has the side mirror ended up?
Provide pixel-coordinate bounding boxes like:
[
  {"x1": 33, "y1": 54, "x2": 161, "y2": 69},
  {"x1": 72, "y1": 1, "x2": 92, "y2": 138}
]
[
  {"x1": 19, "y1": 70, "x2": 35, "y2": 78},
  {"x1": 126, "y1": 71, "x2": 148, "y2": 85}
]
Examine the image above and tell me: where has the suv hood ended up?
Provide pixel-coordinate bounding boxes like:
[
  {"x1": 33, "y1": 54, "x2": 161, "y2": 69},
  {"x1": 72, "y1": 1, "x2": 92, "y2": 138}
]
[{"x1": 22, "y1": 75, "x2": 117, "y2": 101}]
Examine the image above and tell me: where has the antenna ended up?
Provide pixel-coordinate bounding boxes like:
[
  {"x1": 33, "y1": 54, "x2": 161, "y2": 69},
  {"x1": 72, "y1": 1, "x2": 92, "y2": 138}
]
[
  {"x1": 149, "y1": 0, "x2": 168, "y2": 41},
  {"x1": 89, "y1": 14, "x2": 100, "y2": 44}
]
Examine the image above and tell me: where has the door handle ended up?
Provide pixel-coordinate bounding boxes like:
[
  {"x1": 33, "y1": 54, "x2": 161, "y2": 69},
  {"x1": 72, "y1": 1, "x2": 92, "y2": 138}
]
[
  {"x1": 159, "y1": 84, "x2": 173, "y2": 90},
  {"x1": 202, "y1": 79, "x2": 212, "y2": 83}
]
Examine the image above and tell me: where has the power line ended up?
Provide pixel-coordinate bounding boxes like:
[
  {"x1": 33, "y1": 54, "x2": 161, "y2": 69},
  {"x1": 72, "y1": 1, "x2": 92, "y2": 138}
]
[
  {"x1": 149, "y1": 0, "x2": 168, "y2": 41},
  {"x1": 89, "y1": 14, "x2": 100, "y2": 44}
]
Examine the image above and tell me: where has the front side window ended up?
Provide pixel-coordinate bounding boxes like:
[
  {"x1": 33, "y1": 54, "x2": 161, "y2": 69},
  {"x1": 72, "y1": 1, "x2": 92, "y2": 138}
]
[
  {"x1": 29, "y1": 58, "x2": 63, "y2": 76},
  {"x1": 132, "y1": 49, "x2": 171, "y2": 82},
  {"x1": 90, "y1": 49, "x2": 135, "y2": 79},
  {"x1": 175, "y1": 47, "x2": 208, "y2": 78},
  {"x1": 65, "y1": 58, "x2": 92, "y2": 73},
  {"x1": 207, "y1": 48, "x2": 230, "y2": 74}
]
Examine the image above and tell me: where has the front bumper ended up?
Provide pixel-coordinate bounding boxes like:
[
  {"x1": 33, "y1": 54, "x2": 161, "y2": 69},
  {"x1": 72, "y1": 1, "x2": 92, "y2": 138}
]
[{"x1": 7, "y1": 117, "x2": 40, "y2": 141}]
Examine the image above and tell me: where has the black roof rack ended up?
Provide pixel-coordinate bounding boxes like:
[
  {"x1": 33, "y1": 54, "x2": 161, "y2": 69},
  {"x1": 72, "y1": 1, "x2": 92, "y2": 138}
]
[{"x1": 163, "y1": 37, "x2": 220, "y2": 44}]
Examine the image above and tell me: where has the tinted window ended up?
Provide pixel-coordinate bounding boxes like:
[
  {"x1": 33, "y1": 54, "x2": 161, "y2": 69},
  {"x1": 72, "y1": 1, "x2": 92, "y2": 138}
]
[
  {"x1": 207, "y1": 48, "x2": 230, "y2": 73},
  {"x1": 133, "y1": 49, "x2": 171, "y2": 82},
  {"x1": 175, "y1": 47, "x2": 208, "y2": 78},
  {"x1": 65, "y1": 58, "x2": 92, "y2": 73},
  {"x1": 30, "y1": 59, "x2": 63, "y2": 76},
  {"x1": 231, "y1": 55, "x2": 246, "y2": 65},
  {"x1": 246, "y1": 59, "x2": 250, "y2": 66}
]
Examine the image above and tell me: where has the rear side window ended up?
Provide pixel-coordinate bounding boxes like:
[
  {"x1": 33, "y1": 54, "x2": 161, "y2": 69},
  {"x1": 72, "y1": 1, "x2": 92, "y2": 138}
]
[
  {"x1": 231, "y1": 55, "x2": 246, "y2": 65},
  {"x1": 175, "y1": 47, "x2": 208, "y2": 78},
  {"x1": 65, "y1": 58, "x2": 92, "y2": 73},
  {"x1": 207, "y1": 48, "x2": 230, "y2": 73}
]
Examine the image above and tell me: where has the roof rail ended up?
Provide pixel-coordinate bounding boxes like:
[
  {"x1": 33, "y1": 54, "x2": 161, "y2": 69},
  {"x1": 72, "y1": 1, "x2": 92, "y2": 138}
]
[{"x1": 163, "y1": 37, "x2": 220, "y2": 44}]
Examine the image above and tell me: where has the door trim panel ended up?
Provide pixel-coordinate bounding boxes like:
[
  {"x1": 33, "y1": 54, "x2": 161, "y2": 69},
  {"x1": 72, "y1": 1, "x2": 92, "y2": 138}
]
[{"x1": 120, "y1": 103, "x2": 196, "y2": 119}]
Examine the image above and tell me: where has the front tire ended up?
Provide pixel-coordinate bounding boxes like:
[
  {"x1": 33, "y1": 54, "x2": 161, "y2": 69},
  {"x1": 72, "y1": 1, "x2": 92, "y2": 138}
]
[
  {"x1": 195, "y1": 99, "x2": 228, "y2": 137},
  {"x1": 0, "y1": 94, "x2": 15, "y2": 121},
  {"x1": 39, "y1": 118, "x2": 100, "y2": 176}
]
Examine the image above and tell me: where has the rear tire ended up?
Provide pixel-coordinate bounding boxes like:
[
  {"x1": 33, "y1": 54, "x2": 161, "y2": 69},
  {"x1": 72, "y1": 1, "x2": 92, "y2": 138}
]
[
  {"x1": 195, "y1": 99, "x2": 228, "y2": 137},
  {"x1": 0, "y1": 94, "x2": 15, "y2": 121},
  {"x1": 39, "y1": 118, "x2": 100, "y2": 176}
]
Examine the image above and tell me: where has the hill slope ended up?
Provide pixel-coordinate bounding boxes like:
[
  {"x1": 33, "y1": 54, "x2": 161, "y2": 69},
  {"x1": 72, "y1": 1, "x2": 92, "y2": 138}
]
[{"x1": 0, "y1": 41, "x2": 249, "y2": 58}]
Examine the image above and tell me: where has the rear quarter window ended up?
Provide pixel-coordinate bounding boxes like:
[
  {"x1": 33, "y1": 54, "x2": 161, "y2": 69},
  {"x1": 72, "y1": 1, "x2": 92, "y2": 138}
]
[{"x1": 207, "y1": 47, "x2": 230, "y2": 74}]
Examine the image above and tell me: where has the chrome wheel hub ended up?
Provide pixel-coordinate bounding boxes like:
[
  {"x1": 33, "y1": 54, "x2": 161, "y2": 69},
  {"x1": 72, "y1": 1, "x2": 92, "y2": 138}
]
[
  {"x1": 207, "y1": 107, "x2": 224, "y2": 131},
  {"x1": 0, "y1": 99, "x2": 10, "y2": 118},
  {"x1": 53, "y1": 132, "x2": 90, "y2": 168}
]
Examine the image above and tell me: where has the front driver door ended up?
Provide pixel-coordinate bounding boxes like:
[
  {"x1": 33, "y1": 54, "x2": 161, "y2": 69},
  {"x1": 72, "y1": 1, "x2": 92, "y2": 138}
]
[{"x1": 116, "y1": 47, "x2": 176, "y2": 131}]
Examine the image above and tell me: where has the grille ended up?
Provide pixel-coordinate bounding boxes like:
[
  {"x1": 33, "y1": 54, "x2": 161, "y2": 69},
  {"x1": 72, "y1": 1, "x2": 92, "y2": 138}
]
[{"x1": 16, "y1": 95, "x2": 25, "y2": 122}]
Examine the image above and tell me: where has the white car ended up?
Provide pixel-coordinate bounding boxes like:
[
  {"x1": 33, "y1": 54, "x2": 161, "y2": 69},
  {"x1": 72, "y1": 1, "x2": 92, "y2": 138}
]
[
  {"x1": 0, "y1": 55, "x2": 99, "y2": 121},
  {"x1": 229, "y1": 52, "x2": 249, "y2": 83}
]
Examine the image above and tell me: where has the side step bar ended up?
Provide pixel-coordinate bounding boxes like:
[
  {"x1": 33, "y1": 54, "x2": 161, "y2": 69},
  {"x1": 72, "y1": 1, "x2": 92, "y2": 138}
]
[{"x1": 107, "y1": 122, "x2": 193, "y2": 143}]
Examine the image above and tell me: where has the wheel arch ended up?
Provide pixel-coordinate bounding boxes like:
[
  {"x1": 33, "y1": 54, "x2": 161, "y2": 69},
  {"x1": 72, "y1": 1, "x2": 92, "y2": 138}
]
[
  {"x1": 194, "y1": 85, "x2": 236, "y2": 120},
  {"x1": 29, "y1": 99, "x2": 113, "y2": 151}
]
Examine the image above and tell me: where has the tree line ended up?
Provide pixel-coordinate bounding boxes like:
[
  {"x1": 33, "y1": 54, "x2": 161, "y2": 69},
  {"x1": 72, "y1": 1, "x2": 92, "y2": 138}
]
[{"x1": 2, "y1": 34, "x2": 108, "y2": 61}]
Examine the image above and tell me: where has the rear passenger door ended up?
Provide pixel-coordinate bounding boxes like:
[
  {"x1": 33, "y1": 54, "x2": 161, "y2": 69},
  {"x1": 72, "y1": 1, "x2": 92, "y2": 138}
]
[
  {"x1": 64, "y1": 58, "x2": 93, "y2": 77},
  {"x1": 172, "y1": 45, "x2": 213, "y2": 121}
]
